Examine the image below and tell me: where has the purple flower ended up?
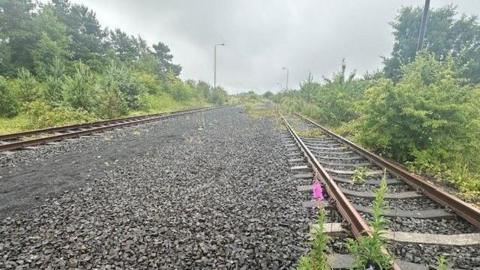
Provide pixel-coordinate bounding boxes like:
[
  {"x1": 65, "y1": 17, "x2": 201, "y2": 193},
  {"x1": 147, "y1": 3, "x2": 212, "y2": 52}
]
[{"x1": 312, "y1": 180, "x2": 324, "y2": 200}]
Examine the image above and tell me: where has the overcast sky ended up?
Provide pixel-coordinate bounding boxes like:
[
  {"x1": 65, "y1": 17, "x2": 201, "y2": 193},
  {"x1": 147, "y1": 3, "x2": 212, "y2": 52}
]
[{"x1": 63, "y1": 0, "x2": 480, "y2": 94}]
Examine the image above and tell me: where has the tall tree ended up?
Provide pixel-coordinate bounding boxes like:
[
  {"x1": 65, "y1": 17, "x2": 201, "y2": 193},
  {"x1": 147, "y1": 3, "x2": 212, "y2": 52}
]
[
  {"x1": 108, "y1": 29, "x2": 138, "y2": 63},
  {"x1": 0, "y1": 0, "x2": 37, "y2": 75},
  {"x1": 32, "y1": 6, "x2": 70, "y2": 78},
  {"x1": 152, "y1": 42, "x2": 182, "y2": 76},
  {"x1": 384, "y1": 6, "x2": 480, "y2": 84},
  {"x1": 51, "y1": 0, "x2": 107, "y2": 72}
]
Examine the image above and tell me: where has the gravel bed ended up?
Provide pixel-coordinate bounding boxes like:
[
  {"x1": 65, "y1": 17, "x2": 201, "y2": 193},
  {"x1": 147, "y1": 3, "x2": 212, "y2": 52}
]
[
  {"x1": 328, "y1": 234, "x2": 351, "y2": 254},
  {"x1": 389, "y1": 242, "x2": 480, "y2": 269},
  {"x1": 285, "y1": 117, "x2": 314, "y2": 132},
  {"x1": 349, "y1": 197, "x2": 441, "y2": 211},
  {"x1": 0, "y1": 107, "x2": 314, "y2": 269},
  {"x1": 385, "y1": 216, "x2": 479, "y2": 234}
]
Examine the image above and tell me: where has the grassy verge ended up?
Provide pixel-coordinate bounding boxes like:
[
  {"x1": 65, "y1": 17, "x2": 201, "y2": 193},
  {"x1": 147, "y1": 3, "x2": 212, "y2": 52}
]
[
  {"x1": 0, "y1": 97, "x2": 210, "y2": 135},
  {"x1": 0, "y1": 114, "x2": 31, "y2": 134}
]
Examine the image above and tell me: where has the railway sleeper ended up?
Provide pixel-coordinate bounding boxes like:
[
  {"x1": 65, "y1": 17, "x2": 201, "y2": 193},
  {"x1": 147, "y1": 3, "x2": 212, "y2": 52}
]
[
  {"x1": 290, "y1": 165, "x2": 311, "y2": 172},
  {"x1": 355, "y1": 204, "x2": 454, "y2": 219},
  {"x1": 297, "y1": 185, "x2": 421, "y2": 199},
  {"x1": 317, "y1": 161, "x2": 371, "y2": 168},
  {"x1": 316, "y1": 155, "x2": 366, "y2": 162},
  {"x1": 309, "y1": 223, "x2": 480, "y2": 246},
  {"x1": 301, "y1": 138, "x2": 337, "y2": 143},
  {"x1": 327, "y1": 253, "x2": 434, "y2": 270},
  {"x1": 326, "y1": 168, "x2": 384, "y2": 176},
  {"x1": 332, "y1": 176, "x2": 403, "y2": 185},
  {"x1": 305, "y1": 145, "x2": 349, "y2": 151}
]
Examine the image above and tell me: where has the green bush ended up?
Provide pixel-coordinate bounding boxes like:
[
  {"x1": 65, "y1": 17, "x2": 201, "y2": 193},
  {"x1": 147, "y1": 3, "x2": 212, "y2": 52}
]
[
  {"x1": 308, "y1": 61, "x2": 366, "y2": 127},
  {"x1": 25, "y1": 100, "x2": 95, "y2": 129},
  {"x1": 138, "y1": 92, "x2": 180, "y2": 113},
  {"x1": 0, "y1": 76, "x2": 19, "y2": 117},
  {"x1": 63, "y1": 62, "x2": 95, "y2": 111},
  {"x1": 42, "y1": 57, "x2": 66, "y2": 106},
  {"x1": 96, "y1": 63, "x2": 129, "y2": 118},
  {"x1": 16, "y1": 68, "x2": 41, "y2": 104},
  {"x1": 357, "y1": 54, "x2": 480, "y2": 197},
  {"x1": 134, "y1": 71, "x2": 163, "y2": 95}
]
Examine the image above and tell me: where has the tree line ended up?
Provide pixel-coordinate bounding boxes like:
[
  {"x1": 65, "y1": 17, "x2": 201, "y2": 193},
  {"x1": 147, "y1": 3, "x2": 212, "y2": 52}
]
[
  {"x1": 275, "y1": 5, "x2": 480, "y2": 199},
  {"x1": 0, "y1": 0, "x2": 227, "y2": 129}
]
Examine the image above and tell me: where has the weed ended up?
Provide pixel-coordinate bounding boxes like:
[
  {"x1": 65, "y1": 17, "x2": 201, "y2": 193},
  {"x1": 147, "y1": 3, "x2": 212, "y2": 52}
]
[
  {"x1": 244, "y1": 102, "x2": 277, "y2": 118},
  {"x1": 437, "y1": 256, "x2": 449, "y2": 270},
  {"x1": 347, "y1": 170, "x2": 392, "y2": 269},
  {"x1": 297, "y1": 129, "x2": 325, "y2": 138},
  {"x1": 352, "y1": 167, "x2": 368, "y2": 184},
  {"x1": 296, "y1": 209, "x2": 330, "y2": 270}
]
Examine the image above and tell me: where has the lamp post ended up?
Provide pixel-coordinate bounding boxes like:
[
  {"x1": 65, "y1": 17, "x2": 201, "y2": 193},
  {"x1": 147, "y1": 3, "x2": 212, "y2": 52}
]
[
  {"x1": 416, "y1": 0, "x2": 430, "y2": 52},
  {"x1": 214, "y1": 43, "x2": 225, "y2": 89},
  {"x1": 282, "y1": 67, "x2": 289, "y2": 91}
]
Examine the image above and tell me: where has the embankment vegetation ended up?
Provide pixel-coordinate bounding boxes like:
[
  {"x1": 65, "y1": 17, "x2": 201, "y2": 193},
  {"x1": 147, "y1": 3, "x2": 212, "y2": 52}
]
[
  {"x1": 276, "y1": 5, "x2": 480, "y2": 200},
  {"x1": 0, "y1": 0, "x2": 227, "y2": 133}
]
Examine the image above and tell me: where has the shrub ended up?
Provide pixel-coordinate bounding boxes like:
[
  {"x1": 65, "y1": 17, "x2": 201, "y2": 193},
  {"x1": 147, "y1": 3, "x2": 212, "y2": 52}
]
[
  {"x1": 357, "y1": 53, "x2": 480, "y2": 198},
  {"x1": 296, "y1": 60, "x2": 367, "y2": 127},
  {"x1": 16, "y1": 68, "x2": 41, "y2": 104},
  {"x1": 42, "y1": 57, "x2": 66, "y2": 106},
  {"x1": 25, "y1": 100, "x2": 95, "y2": 129},
  {"x1": 96, "y1": 64, "x2": 129, "y2": 118},
  {"x1": 0, "y1": 76, "x2": 19, "y2": 117},
  {"x1": 63, "y1": 62, "x2": 95, "y2": 111},
  {"x1": 134, "y1": 71, "x2": 163, "y2": 95},
  {"x1": 138, "y1": 92, "x2": 179, "y2": 113}
]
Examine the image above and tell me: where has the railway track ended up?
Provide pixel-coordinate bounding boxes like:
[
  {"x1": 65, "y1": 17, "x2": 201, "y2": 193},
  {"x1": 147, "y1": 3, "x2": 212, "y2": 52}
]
[
  {"x1": 0, "y1": 107, "x2": 214, "y2": 153},
  {"x1": 280, "y1": 113, "x2": 480, "y2": 269}
]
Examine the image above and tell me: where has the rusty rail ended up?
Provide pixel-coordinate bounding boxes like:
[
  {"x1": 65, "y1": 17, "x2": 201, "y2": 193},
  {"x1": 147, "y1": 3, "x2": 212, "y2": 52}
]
[
  {"x1": 0, "y1": 107, "x2": 214, "y2": 152},
  {"x1": 296, "y1": 113, "x2": 480, "y2": 230},
  {"x1": 281, "y1": 114, "x2": 402, "y2": 270}
]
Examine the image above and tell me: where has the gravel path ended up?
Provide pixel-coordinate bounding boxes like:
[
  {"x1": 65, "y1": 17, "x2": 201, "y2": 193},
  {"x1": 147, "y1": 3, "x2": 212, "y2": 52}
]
[{"x1": 0, "y1": 107, "x2": 311, "y2": 269}]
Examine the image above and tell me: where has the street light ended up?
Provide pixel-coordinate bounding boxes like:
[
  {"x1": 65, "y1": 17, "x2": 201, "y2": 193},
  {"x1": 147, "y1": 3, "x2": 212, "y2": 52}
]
[
  {"x1": 214, "y1": 43, "x2": 225, "y2": 89},
  {"x1": 416, "y1": 0, "x2": 430, "y2": 52},
  {"x1": 282, "y1": 67, "x2": 289, "y2": 91}
]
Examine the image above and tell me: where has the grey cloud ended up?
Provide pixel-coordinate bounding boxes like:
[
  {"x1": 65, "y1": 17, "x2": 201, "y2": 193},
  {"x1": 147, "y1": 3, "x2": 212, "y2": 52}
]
[{"x1": 67, "y1": 0, "x2": 480, "y2": 93}]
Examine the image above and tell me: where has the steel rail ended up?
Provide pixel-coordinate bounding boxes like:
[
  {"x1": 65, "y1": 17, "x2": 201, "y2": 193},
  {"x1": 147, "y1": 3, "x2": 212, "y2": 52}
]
[
  {"x1": 296, "y1": 113, "x2": 480, "y2": 230},
  {"x1": 0, "y1": 108, "x2": 205, "y2": 141},
  {"x1": 280, "y1": 114, "x2": 402, "y2": 270},
  {"x1": 0, "y1": 107, "x2": 214, "y2": 152}
]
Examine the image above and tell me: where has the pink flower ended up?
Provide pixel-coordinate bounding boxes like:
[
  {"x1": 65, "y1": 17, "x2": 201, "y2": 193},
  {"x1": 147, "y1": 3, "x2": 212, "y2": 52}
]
[{"x1": 312, "y1": 180, "x2": 324, "y2": 201}]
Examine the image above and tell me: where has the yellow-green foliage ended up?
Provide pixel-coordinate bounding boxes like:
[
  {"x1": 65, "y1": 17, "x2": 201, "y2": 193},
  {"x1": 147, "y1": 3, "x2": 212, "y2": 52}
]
[
  {"x1": 297, "y1": 129, "x2": 325, "y2": 138},
  {"x1": 347, "y1": 173, "x2": 392, "y2": 269},
  {"x1": 352, "y1": 167, "x2": 368, "y2": 184},
  {"x1": 140, "y1": 92, "x2": 179, "y2": 112},
  {"x1": 296, "y1": 209, "x2": 330, "y2": 270},
  {"x1": 0, "y1": 115, "x2": 30, "y2": 135},
  {"x1": 438, "y1": 256, "x2": 449, "y2": 270},
  {"x1": 24, "y1": 100, "x2": 96, "y2": 129},
  {"x1": 245, "y1": 103, "x2": 277, "y2": 118}
]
